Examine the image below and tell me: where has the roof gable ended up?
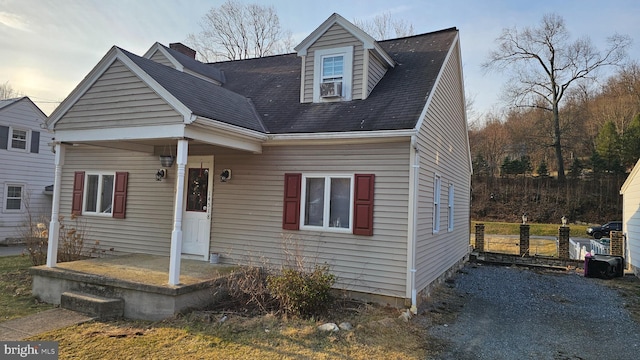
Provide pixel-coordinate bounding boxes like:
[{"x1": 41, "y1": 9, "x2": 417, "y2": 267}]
[
  {"x1": 143, "y1": 42, "x2": 226, "y2": 84},
  {"x1": 621, "y1": 158, "x2": 640, "y2": 194},
  {"x1": 294, "y1": 13, "x2": 394, "y2": 68},
  {"x1": 0, "y1": 96, "x2": 47, "y2": 119}
]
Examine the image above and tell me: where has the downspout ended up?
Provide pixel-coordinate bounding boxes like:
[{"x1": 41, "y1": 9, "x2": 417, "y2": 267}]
[{"x1": 407, "y1": 135, "x2": 419, "y2": 314}]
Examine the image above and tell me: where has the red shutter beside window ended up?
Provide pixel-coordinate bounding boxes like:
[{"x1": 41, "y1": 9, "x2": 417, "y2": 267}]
[
  {"x1": 282, "y1": 173, "x2": 302, "y2": 230},
  {"x1": 71, "y1": 171, "x2": 85, "y2": 216},
  {"x1": 353, "y1": 174, "x2": 375, "y2": 236},
  {"x1": 112, "y1": 172, "x2": 128, "y2": 219}
]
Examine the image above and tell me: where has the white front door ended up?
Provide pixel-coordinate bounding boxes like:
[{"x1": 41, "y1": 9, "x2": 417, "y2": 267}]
[{"x1": 182, "y1": 156, "x2": 213, "y2": 260}]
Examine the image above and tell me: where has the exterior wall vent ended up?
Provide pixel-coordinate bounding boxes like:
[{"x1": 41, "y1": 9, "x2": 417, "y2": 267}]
[{"x1": 320, "y1": 81, "x2": 343, "y2": 98}]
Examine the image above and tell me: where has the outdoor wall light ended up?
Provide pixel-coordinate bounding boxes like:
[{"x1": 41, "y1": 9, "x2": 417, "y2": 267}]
[
  {"x1": 220, "y1": 169, "x2": 231, "y2": 182},
  {"x1": 156, "y1": 168, "x2": 167, "y2": 181}
]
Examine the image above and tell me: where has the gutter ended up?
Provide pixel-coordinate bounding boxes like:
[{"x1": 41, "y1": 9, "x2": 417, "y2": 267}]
[{"x1": 408, "y1": 135, "x2": 420, "y2": 314}]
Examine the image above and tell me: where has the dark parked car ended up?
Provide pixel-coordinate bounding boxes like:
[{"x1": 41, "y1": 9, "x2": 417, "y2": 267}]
[{"x1": 586, "y1": 221, "x2": 622, "y2": 239}]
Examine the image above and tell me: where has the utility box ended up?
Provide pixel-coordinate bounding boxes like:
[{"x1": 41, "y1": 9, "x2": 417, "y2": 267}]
[{"x1": 585, "y1": 254, "x2": 624, "y2": 279}]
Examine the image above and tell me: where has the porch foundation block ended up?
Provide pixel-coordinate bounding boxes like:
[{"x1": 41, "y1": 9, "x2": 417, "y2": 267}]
[
  {"x1": 31, "y1": 265, "x2": 220, "y2": 321},
  {"x1": 61, "y1": 291, "x2": 124, "y2": 319}
]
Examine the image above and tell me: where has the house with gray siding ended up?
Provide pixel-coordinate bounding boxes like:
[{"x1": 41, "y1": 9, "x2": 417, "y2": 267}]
[
  {"x1": 0, "y1": 97, "x2": 53, "y2": 242},
  {"x1": 621, "y1": 158, "x2": 640, "y2": 277},
  {"x1": 44, "y1": 13, "x2": 471, "y2": 310}
]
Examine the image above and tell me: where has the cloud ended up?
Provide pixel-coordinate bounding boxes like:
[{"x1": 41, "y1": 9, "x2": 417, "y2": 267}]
[{"x1": 0, "y1": 11, "x2": 31, "y2": 32}]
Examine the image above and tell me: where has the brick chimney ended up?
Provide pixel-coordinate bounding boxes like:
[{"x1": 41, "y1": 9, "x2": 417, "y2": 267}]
[{"x1": 169, "y1": 43, "x2": 196, "y2": 59}]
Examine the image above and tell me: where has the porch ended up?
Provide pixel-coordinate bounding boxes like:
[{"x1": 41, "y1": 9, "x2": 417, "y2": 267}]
[{"x1": 30, "y1": 254, "x2": 237, "y2": 321}]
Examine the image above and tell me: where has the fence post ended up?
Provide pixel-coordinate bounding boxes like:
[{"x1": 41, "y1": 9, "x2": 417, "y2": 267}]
[
  {"x1": 520, "y1": 224, "x2": 530, "y2": 256},
  {"x1": 610, "y1": 231, "x2": 623, "y2": 257},
  {"x1": 475, "y1": 223, "x2": 485, "y2": 252},
  {"x1": 558, "y1": 226, "x2": 570, "y2": 260}
]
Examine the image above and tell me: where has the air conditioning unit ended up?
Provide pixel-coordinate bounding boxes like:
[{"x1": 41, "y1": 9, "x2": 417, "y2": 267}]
[{"x1": 320, "y1": 81, "x2": 343, "y2": 98}]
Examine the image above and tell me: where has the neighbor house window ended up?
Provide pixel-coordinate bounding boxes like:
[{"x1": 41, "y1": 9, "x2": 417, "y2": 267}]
[
  {"x1": 9, "y1": 128, "x2": 28, "y2": 151},
  {"x1": 433, "y1": 174, "x2": 441, "y2": 233},
  {"x1": 448, "y1": 184, "x2": 454, "y2": 232},
  {"x1": 4, "y1": 184, "x2": 23, "y2": 211},
  {"x1": 301, "y1": 175, "x2": 353, "y2": 231},
  {"x1": 283, "y1": 173, "x2": 375, "y2": 235},
  {"x1": 72, "y1": 171, "x2": 128, "y2": 218}
]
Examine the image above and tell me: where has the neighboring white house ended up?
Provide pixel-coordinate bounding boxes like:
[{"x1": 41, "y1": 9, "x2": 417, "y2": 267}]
[
  {"x1": 0, "y1": 97, "x2": 54, "y2": 242},
  {"x1": 43, "y1": 13, "x2": 472, "y2": 310},
  {"x1": 621, "y1": 158, "x2": 640, "y2": 277}
]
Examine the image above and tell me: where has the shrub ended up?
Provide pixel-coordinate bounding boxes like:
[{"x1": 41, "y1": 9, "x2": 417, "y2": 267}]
[{"x1": 267, "y1": 265, "x2": 336, "y2": 317}]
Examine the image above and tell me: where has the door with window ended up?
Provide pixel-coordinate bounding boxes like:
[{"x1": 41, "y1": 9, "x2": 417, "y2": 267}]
[{"x1": 182, "y1": 156, "x2": 213, "y2": 259}]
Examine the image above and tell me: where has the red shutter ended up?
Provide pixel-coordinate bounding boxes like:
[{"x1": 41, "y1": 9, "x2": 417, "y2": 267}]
[
  {"x1": 71, "y1": 171, "x2": 85, "y2": 216},
  {"x1": 282, "y1": 173, "x2": 302, "y2": 230},
  {"x1": 112, "y1": 172, "x2": 128, "y2": 219},
  {"x1": 353, "y1": 174, "x2": 375, "y2": 236}
]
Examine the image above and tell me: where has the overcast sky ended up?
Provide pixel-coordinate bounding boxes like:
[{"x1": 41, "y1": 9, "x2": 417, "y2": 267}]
[{"x1": 1, "y1": 0, "x2": 639, "y2": 118}]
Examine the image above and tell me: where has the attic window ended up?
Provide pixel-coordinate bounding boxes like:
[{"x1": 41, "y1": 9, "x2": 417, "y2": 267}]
[{"x1": 313, "y1": 46, "x2": 353, "y2": 102}]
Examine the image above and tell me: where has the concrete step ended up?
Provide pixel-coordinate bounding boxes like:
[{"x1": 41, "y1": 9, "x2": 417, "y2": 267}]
[{"x1": 61, "y1": 291, "x2": 124, "y2": 319}]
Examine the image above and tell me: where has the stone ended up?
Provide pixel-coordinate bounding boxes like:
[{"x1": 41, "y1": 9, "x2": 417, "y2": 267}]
[
  {"x1": 338, "y1": 322, "x2": 353, "y2": 331},
  {"x1": 318, "y1": 323, "x2": 339, "y2": 332}
]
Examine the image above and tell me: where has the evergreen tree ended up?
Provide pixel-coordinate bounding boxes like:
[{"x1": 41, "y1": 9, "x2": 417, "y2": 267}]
[
  {"x1": 622, "y1": 113, "x2": 640, "y2": 169},
  {"x1": 595, "y1": 121, "x2": 623, "y2": 173},
  {"x1": 536, "y1": 160, "x2": 549, "y2": 177}
]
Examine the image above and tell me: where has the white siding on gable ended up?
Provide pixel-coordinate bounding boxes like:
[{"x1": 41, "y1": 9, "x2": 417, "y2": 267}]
[
  {"x1": 303, "y1": 24, "x2": 365, "y2": 103},
  {"x1": 367, "y1": 51, "x2": 387, "y2": 95},
  {"x1": 0, "y1": 99, "x2": 54, "y2": 240},
  {"x1": 55, "y1": 60, "x2": 183, "y2": 131},
  {"x1": 149, "y1": 50, "x2": 175, "y2": 68},
  {"x1": 414, "y1": 39, "x2": 471, "y2": 292},
  {"x1": 622, "y1": 160, "x2": 640, "y2": 271},
  {"x1": 210, "y1": 141, "x2": 411, "y2": 298}
]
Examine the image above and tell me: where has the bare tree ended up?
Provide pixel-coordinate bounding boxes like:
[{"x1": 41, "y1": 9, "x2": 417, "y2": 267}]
[
  {"x1": 0, "y1": 81, "x2": 21, "y2": 99},
  {"x1": 187, "y1": 0, "x2": 289, "y2": 62},
  {"x1": 483, "y1": 13, "x2": 630, "y2": 182},
  {"x1": 353, "y1": 12, "x2": 414, "y2": 40}
]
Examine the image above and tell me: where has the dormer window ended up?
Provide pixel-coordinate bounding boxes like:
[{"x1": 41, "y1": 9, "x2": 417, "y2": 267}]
[{"x1": 313, "y1": 46, "x2": 353, "y2": 102}]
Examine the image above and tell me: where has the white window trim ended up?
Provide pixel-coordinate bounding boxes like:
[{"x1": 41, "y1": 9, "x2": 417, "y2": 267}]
[
  {"x1": 82, "y1": 172, "x2": 116, "y2": 217},
  {"x1": 3, "y1": 183, "x2": 25, "y2": 212},
  {"x1": 433, "y1": 174, "x2": 441, "y2": 233},
  {"x1": 313, "y1": 46, "x2": 353, "y2": 102},
  {"x1": 8, "y1": 126, "x2": 31, "y2": 152},
  {"x1": 300, "y1": 173, "x2": 354, "y2": 233},
  {"x1": 448, "y1": 183, "x2": 454, "y2": 232}
]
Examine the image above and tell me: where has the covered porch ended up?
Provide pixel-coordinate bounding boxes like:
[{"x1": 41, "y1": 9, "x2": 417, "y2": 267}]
[{"x1": 31, "y1": 254, "x2": 237, "y2": 320}]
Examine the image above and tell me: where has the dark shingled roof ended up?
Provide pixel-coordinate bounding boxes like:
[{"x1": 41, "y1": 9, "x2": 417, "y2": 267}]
[
  {"x1": 213, "y1": 28, "x2": 458, "y2": 134},
  {"x1": 159, "y1": 43, "x2": 226, "y2": 84},
  {"x1": 120, "y1": 48, "x2": 266, "y2": 132}
]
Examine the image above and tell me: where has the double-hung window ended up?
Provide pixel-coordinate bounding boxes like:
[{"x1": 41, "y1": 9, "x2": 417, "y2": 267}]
[
  {"x1": 10, "y1": 128, "x2": 28, "y2": 151},
  {"x1": 301, "y1": 175, "x2": 353, "y2": 231},
  {"x1": 84, "y1": 173, "x2": 115, "y2": 215},
  {"x1": 4, "y1": 184, "x2": 23, "y2": 211},
  {"x1": 433, "y1": 174, "x2": 441, "y2": 233},
  {"x1": 322, "y1": 55, "x2": 344, "y2": 84},
  {"x1": 448, "y1": 184, "x2": 454, "y2": 232}
]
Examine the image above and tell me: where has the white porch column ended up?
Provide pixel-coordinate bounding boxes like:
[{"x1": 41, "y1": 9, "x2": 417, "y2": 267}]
[
  {"x1": 169, "y1": 139, "x2": 188, "y2": 285},
  {"x1": 46, "y1": 144, "x2": 65, "y2": 267}
]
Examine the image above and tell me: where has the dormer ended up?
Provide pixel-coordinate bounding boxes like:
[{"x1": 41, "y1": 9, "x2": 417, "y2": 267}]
[
  {"x1": 143, "y1": 42, "x2": 226, "y2": 85},
  {"x1": 295, "y1": 13, "x2": 395, "y2": 103}
]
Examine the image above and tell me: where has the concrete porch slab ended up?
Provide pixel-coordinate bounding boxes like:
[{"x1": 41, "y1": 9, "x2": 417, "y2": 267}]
[{"x1": 30, "y1": 254, "x2": 237, "y2": 321}]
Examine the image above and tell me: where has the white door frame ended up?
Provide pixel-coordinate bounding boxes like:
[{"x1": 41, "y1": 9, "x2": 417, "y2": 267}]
[{"x1": 181, "y1": 155, "x2": 213, "y2": 260}]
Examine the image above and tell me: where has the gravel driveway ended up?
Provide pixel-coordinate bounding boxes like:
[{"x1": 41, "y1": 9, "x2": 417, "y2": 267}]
[{"x1": 425, "y1": 263, "x2": 640, "y2": 360}]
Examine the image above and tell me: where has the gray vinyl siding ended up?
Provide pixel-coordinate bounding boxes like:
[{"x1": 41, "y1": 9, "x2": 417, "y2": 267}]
[
  {"x1": 367, "y1": 51, "x2": 387, "y2": 94},
  {"x1": 55, "y1": 60, "x2": 183, "y2": 130},
  {"x1": 414, "y1": 40, "x2": 471, "y2": 292},
  {"x1": 210, "y1": 141, "x2": 411, "y2": 297},
  {"x1": 622, "y1": 164, "x2": 640, "y2": 269},
  {"x1": 0, "y1": 99, "x2": 54, "y2": 240},
  {"x1": 59, "y1": 146, "x2": 175, "y2": 255},
  {"x1": 149, "y1": 51, "x2": 174, "y2": 67},
  {"x1": 303, "y1": 23, "x2": 365, "y2": 103}
]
